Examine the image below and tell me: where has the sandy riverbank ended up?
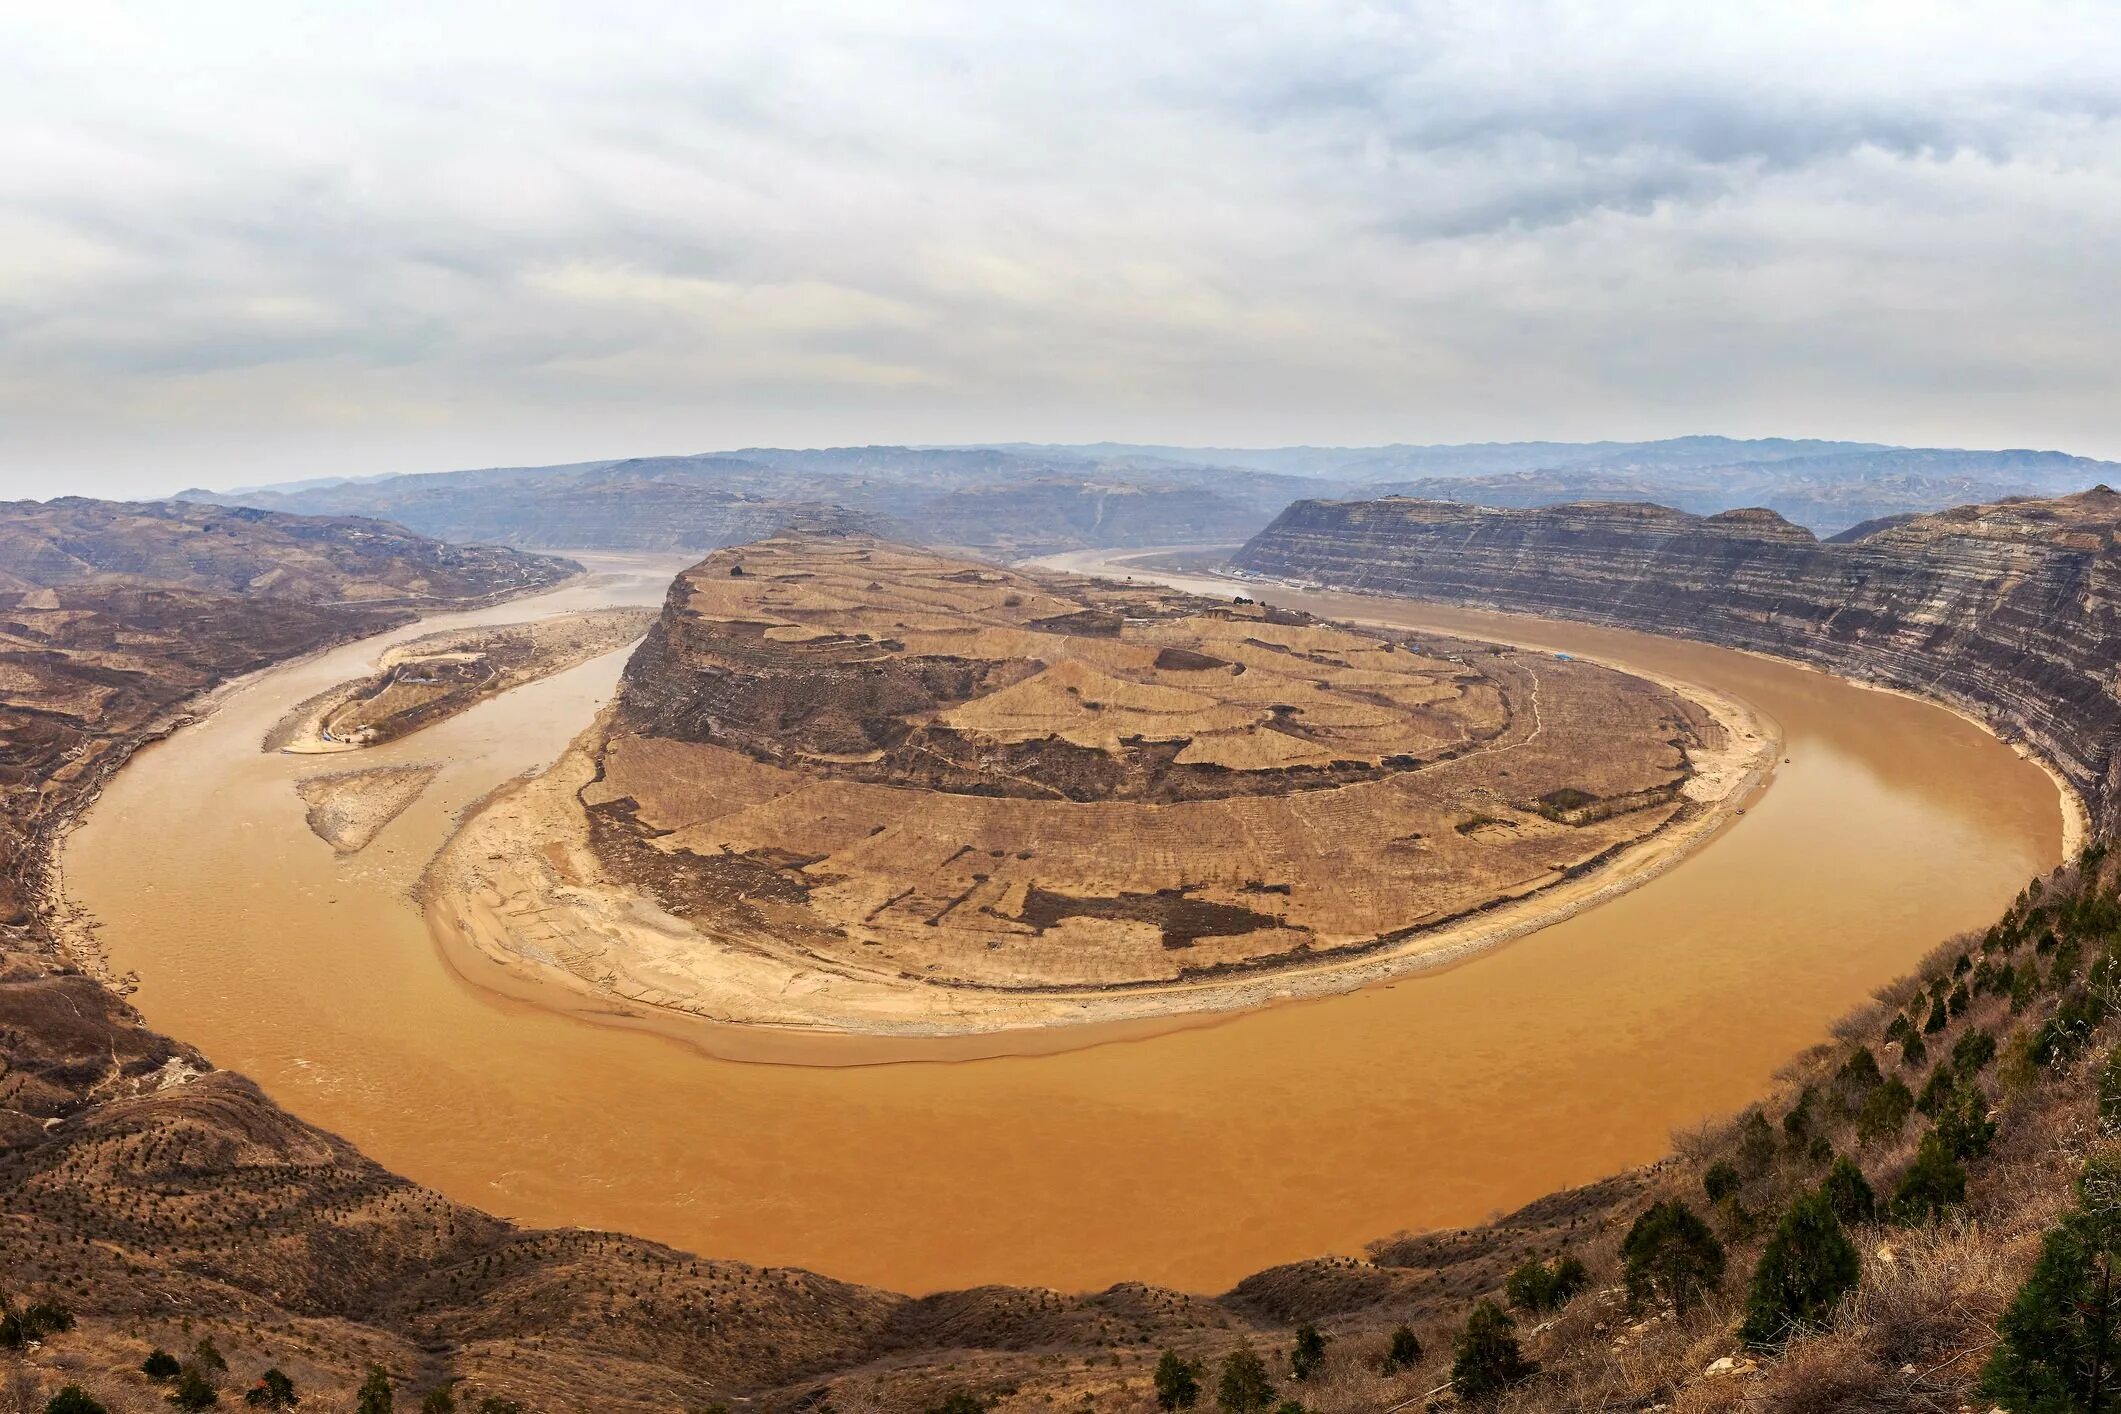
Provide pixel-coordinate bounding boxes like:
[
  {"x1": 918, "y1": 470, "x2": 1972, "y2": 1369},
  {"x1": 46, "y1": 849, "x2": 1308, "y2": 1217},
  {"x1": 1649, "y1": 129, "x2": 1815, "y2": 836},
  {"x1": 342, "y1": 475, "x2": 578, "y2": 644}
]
[
  {"x1": 264, "y1": 606, "x2": 655, "y2": 754},
  {"x1": 420, "y1": 627, "x2": 1780, "y2": 1041}
]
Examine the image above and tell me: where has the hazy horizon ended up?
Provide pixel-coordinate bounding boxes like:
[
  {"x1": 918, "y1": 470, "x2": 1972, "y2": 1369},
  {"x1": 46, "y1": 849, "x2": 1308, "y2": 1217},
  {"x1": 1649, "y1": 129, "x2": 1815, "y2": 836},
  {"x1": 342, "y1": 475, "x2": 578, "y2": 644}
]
[{"x1": 6, "y1": 2, "x2": 2120, "y2": 498}]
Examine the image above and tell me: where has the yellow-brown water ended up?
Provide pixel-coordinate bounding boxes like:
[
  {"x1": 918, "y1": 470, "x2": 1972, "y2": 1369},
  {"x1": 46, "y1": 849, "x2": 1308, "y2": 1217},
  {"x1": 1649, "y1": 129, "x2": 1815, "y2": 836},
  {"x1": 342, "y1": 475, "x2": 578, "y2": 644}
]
[{"x1": 64, "y1": 551, "x2": 2063, "y2": 1295}]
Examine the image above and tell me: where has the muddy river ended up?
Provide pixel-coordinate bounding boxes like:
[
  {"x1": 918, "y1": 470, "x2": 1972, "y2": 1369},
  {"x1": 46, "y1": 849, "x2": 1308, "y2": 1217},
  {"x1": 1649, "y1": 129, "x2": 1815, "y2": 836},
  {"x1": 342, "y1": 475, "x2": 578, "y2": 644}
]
[{"x1": 63, "y1": 550, "x2": 2063, "y2": 1295}]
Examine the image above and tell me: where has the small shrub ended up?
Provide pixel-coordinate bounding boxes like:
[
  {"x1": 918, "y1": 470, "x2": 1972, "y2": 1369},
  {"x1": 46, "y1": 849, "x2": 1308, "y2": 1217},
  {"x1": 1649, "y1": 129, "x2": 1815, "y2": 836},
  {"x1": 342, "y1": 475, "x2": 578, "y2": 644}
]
[
  {"x1": 143, "y1": 1350, "x2": 182, "y2": 1381},
  {"x1": 167, "y1": 1367, "x2": 219, "y2": 1411},
  {"x1": 1736, "y1": 1109, "x2": 1778, "y2": 1175},
  {"x1": 1450, "y1": 1300, "x2": 1537, "y2": 1405},
  {"x1": 1703, "y1": 1160, "x2": 1741, "y2": 1204},
  {"x1": 356, "y1": 1368, "x2": 393, "y2": 1414},
  {"x1": 1893, "y1": 1132, "x2": 1968, "y2": 1224},
  {"x1": 1217, "y1": 1344, "x2": 1275, "y2": 1412},
  {"x1": 243, "y1": 1369, "x2": 298, "y2": 1409},
  {"x1": 1289, "y1": 1324, "x2": 1327, "y2": 1382},
  {"x1": 1740, "y1": 1191, "x2": 1863, "y2": 1348},
  {"x1": 1622, "y1": 1199, "x2": 1727, "y2": 1313},
  {"x1": 2099, "y1": 1047, "x2": 2121, "y2": 1134},
  {"x1": 45, "y1": 1390, "x2": 107, "y2": 1414},
  {"x1": 1504, "y1": 1253, "x2": 1588, "y2": 1312},
  {"x1": 1154, "y1": 1351, "x2": 1203, "y2": 1410},
  {"x1": 1381, "y1": 1324, "x2": 1422, "y2": 1375},
  {"x1": 1857, "y1": 1078, "x2": 1913, "y2": 1143},
  {"x1": 1819, "y1": 1155, "x2": 1878, "y2": 1226},
  {"x1": 926, "y1": 1396, "x2": 983, "y2": 1414}
]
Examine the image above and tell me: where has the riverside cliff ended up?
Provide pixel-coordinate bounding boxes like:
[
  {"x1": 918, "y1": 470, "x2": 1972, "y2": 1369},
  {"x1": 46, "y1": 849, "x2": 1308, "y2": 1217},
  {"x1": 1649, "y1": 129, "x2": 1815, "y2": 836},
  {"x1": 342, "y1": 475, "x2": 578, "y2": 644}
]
[{"x1": 1235, "y1": 489, "x2": 2121, "y2": 830}]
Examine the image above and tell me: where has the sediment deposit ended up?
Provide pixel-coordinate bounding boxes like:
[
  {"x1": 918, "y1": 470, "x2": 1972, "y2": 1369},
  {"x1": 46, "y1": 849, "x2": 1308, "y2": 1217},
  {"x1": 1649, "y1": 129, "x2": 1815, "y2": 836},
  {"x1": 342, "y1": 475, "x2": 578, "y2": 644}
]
[{"x1": 266, "y1": 606, "x2": 656, "y2": 752}]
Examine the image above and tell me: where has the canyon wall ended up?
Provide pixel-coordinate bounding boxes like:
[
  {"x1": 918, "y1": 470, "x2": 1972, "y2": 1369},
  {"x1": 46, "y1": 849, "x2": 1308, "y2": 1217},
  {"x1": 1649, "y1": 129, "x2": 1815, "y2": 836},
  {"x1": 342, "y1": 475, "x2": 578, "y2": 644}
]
[{"x1": 1234, "y1": 490, "x2": 2121, "y2": 829}]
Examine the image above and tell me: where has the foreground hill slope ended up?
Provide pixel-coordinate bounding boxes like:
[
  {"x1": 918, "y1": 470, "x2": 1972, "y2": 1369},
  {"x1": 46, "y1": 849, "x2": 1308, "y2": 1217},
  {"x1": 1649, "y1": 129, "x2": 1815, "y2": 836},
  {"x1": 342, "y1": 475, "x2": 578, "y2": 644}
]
[{"x1": 1237, "y1": 489, "x2": 2121, "y2": 831}]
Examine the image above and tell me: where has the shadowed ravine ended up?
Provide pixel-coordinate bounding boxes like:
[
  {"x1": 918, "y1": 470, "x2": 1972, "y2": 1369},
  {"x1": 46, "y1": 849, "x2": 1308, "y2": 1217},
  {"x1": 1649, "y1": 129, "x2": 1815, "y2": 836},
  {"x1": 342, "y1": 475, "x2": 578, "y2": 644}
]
[{"x1": 62, "y1": 549, "x2": 2060, "y2": 1295}]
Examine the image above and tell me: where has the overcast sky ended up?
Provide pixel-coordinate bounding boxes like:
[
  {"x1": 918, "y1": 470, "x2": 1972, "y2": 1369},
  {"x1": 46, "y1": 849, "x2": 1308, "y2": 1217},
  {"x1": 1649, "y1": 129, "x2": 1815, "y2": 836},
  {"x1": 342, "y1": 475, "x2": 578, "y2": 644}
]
[{"x1": 4, "y1": 2, "x2": 2120, "y2": 498}]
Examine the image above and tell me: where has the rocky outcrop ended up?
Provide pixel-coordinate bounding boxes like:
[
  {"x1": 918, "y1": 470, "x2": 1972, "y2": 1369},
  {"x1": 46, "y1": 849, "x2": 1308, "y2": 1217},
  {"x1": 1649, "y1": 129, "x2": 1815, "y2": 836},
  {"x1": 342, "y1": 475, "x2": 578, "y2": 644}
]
[{"x1": 1234, "y1": 490, "x2": 2121, "y2": 828}]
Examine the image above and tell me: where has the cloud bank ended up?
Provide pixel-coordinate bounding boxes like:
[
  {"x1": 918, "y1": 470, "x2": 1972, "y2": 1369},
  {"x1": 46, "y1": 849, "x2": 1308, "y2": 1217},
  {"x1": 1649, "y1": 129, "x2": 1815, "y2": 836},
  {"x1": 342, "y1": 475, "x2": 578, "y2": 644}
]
[{"x1": 3, "y1": 1, "x2": 2119, "y2": 495}]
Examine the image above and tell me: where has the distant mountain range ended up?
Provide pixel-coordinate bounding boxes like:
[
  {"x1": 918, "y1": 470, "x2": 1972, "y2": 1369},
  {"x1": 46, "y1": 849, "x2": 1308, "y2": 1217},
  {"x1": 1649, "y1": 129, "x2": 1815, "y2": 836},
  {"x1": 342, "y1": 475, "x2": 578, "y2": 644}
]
[{"x1": 178, "y1": 436, "x2": 2121, "y2": 553}]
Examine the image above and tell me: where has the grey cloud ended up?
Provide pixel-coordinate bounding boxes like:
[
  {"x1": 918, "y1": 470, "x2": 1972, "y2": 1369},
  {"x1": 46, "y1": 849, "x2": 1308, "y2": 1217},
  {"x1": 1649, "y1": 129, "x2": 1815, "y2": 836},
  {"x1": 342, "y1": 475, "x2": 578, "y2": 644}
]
[{"x1": 0, "y1": 2, "x2": 2118, "y2": 495}]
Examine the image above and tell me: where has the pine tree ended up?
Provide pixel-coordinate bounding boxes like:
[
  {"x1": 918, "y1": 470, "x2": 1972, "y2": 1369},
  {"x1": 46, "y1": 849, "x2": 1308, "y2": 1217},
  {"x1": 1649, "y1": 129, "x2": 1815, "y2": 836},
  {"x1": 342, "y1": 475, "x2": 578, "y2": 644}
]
[
  {"x1": 1740, "y1": 1191, "x2": 1863, "y2": 1348},
  {"x1": 1381, "y1": 1325, "x2": 1423, "y2": 1375},
  {"x1": 1289, "y1": 1324, "x2": 1327, "y2": 1381},
  {"x1": 1622, "y1": 1199, "x2": 1727, "y2": 1312},
  {"x1": 1857, "y1": 1078, "x2": 1913, "y2": 1144},
  {"x1": 1703, "y1": 1161, "x2": 1741, "y2": 1204},
  {"x1": 1154, "y1": 1351, "x2": 1203, "y2": 1410},
  {"x1": 168, "y1": 1368, "x2": 219, "y2": 1412},
  {"x1": 357, "y1": 1367, "x2": 394, "y2": 1414},
  {"x1": 1505, "y1": 1253, "x2": 1589, "y2": 1312},
  {"x1": 1893, "y1": 1131, "x2": 1968, "y2": 1224},
  {"x1": 1216, "y1": 1344, "x2": 1275, "y2": 1413},
  {"x1": 1735, "y1": 1110, "x2": 1778, "y2": 1175},
  {"x1": 1450, "y1": 1300, "x2": 1537, "y2": 1405},
  {"x1": 1981, "y1": 1211, "x2": 2121, "y2": 1411},
  {"x1": 1819, "y1": 1155, "x2": 1878, "y2": 1226}
]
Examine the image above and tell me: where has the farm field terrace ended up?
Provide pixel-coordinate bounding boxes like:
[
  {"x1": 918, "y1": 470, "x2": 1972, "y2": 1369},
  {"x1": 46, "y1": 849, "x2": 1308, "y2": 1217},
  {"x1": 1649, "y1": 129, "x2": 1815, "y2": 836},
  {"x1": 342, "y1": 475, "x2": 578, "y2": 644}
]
[{"x1": 427, "y1": 536, "x2": 1771, "y2": 1034}]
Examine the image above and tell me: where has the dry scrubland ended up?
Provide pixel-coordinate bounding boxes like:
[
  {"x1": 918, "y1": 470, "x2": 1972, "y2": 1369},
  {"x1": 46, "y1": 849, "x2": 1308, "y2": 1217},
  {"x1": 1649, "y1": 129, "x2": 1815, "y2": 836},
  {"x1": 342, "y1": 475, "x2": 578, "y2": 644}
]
[
  {"x1": 427, "y1": 536, "x2": 1761, "y2": 1034},
  {"x1": 10, "y1": 846, "x2": 2121, "y2": 1414}
]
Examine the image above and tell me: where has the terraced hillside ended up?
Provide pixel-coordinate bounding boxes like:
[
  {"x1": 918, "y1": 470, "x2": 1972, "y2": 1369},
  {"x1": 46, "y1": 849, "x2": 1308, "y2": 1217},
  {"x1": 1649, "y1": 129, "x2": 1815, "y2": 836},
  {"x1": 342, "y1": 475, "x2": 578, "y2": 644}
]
[{"x1": 425, "y1": 535, "x2": 1755, "y2": 1034}]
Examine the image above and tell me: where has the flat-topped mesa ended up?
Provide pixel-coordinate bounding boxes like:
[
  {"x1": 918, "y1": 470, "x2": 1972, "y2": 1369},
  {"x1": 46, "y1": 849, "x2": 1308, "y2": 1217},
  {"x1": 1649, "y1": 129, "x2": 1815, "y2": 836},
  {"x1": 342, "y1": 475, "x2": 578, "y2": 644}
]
[
  {"x1": 618, "y1": 536, "x2": 1521, "y2": 804},
  {"x1": 1234, "y1": 487, "x2": 2121, "y2": 829},
  {"x1": 440, "y1": 533, "x2": 1762, "y2": 1021}
]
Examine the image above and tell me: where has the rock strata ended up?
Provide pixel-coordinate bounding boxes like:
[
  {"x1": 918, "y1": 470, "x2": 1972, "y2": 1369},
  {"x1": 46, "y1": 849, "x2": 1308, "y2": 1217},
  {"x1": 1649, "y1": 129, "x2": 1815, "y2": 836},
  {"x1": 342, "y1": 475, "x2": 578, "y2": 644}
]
[{"x1": 1235, "y1": 489, "x2": 2121, "y2": 829}]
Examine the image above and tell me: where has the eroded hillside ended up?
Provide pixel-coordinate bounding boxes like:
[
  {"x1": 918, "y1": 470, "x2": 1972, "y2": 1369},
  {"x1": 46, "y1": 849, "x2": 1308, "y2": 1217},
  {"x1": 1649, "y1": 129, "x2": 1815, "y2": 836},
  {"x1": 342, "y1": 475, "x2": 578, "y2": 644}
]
[
  {"x1": 1236, "y1": 489, "x2": 2121, "y2": 833},
  {"x1": 0, "y1": 497, "x2": 577, "y2": 603}
]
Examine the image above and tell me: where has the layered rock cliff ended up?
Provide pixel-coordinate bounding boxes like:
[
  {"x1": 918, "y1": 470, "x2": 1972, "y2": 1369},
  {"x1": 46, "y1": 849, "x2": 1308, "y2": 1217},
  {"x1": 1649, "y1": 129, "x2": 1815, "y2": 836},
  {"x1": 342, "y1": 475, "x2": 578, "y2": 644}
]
[{"x1": 1235, "y1": 489, "x2": 2121, "y2": 829}]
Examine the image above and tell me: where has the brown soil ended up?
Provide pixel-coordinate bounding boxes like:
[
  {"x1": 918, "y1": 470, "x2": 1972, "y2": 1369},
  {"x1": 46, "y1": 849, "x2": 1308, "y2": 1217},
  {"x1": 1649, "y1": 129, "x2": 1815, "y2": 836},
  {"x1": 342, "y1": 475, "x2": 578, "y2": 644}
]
[{"x1": 296, "y1": 763, "x2": 442, "y2": 853}]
